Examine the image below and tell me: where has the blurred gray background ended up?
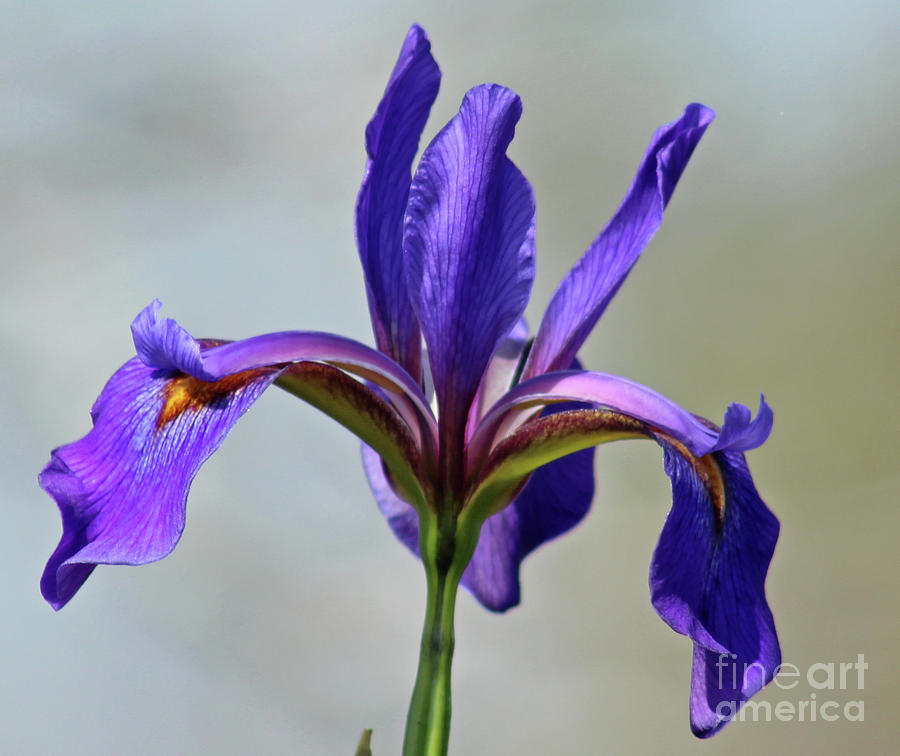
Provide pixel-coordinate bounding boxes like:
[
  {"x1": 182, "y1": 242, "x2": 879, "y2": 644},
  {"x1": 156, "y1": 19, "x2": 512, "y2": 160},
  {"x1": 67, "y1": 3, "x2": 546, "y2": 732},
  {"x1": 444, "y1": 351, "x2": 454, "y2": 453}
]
[{"x1": 2, "y1": 1, "x2": 897, "y2": 753}]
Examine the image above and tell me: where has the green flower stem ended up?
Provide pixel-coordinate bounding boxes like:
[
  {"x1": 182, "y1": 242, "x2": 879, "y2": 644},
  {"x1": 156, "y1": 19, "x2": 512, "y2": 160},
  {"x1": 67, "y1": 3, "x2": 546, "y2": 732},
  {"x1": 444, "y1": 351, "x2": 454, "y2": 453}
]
[{"x1": 402, "y1": 507, "x2": 477, "y2": 756}]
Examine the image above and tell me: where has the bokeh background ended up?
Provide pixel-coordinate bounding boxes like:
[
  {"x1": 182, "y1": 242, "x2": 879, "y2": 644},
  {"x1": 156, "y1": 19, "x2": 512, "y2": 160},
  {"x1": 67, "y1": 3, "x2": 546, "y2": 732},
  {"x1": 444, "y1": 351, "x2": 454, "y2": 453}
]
[{"x1": 2, "y1": 1, "x2": 897, "y2": 753}]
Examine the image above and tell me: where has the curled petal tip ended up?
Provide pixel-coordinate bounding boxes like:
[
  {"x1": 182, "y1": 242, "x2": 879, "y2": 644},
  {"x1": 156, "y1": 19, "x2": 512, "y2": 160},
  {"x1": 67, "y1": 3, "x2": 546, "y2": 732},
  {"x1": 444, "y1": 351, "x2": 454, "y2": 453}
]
[
  {"x1": 131, "y1": 301, "x2": 211, "y2": 380},
  {"x1": 657, "y1": 103, "x2": 716, "y2": 208},
  {"x1": 407, "y1": 22, "x2": 428, "y2": 40},
  {"x1": 689, "y1": 638, "x2": 781, "y2": 737},
  {"x1": 527, "y1": 103, "x2": 714, "y2": 377},
  {"x1": 713, "y1": 395, "x2": 773, "y2": 453},
  {"x1": 356, "y1": 22, "x2": 438, "y2": 376},
  {"x1": 684, "y1": 102, "x2": 716, "y2": 126}
]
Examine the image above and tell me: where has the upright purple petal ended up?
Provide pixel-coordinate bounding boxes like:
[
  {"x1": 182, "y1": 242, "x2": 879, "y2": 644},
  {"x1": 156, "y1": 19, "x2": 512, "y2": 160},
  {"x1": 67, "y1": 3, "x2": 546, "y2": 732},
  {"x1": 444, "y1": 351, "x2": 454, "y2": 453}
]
[
  {"x1": 356, "y1": 25, "x2": 441, "y2": 378},
  {"x1": 525, "y1": 104, "x2": 714, "y2": 378},
  {"x1": 467, "y1": 317, "x2": 529, "y2": 441},
  {"x1": 40, "y1": 352, "x2": 281, "y2": 609},
  {"x1": 404, "y1": 85, "x2": 536, "y2": 461},
  {"x1": 650, "y1": 443, "x2": 780, "y2": 737}
]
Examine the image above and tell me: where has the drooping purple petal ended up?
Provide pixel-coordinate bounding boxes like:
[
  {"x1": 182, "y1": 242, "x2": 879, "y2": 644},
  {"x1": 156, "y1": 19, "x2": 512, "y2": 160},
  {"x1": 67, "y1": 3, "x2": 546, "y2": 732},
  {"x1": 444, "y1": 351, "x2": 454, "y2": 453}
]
[
  {"x1": 132, "y1": 301, "x2": 437, "y2": 444},
  {"x1": 362, "y1": 443, "x2": 420, "y2": 555},
  {"x1": 459, "y1": 408, "x2": 595, "y2": 612},
  {"x1": 525, "y1": 104, "x2": 715, "y2": 378},
  {"x1": 42, "y1": 301, "x2": 440, "y2": 610},
  {"x1": 404, "y1": 84, "x2": 536, "y2": 455},
  {"x1": 650, "y1": 443, "x2": 780, "y2": 737},
  {"x1": 39, "y1": 353, "x2": 281, "y2": 609},
  {"x1": 356, "y1": 24, "x2": 440, "y2": 379},
  {"x1": 463, "y1": 349, "x2": 598, "y2": 611},
  {"x1": 461, "y1": 394, "x2": 779, "y2": 731}
]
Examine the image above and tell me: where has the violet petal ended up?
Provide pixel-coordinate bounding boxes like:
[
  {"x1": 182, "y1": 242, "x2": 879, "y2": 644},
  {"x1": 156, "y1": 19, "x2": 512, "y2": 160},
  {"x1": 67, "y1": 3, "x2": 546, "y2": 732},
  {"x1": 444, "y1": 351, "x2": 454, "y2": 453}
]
[
  {"x1": 650, "y1": 444, "x2": 780, "y2": 737},
  {"x1": 39, "y1": 355, "x2": 280, "y2": 609},
  {"x1": 459, "y1": 412, "x2": 594, "y2": 612},
  {"x1": 356, "y1": 24, "x2": 440, "y2": 378},
  {"x1": 404, "y1": 84, "x2": 535, "y2": 441},
  {"x1": 362, "y1": 443, "x2": 420, "y2": 556},
  {"x1": 526, "y1": 104, "x2": 714, "y2": 378}
]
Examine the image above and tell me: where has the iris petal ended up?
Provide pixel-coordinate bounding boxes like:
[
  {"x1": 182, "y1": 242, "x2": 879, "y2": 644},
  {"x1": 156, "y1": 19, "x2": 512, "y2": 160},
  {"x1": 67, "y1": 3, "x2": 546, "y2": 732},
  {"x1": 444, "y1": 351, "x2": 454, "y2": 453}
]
[
  {"x1": 41, "y1": 305, "x2": 433, "y2": 610},
  {"x1": 356, "y1": 24, "x2": 440, "y2": 379},
  {"x1": 525, "y1": 104, "x2": 715, "y2": 378},
  {"x1": 39, "y1": 353, "x2": 280, "y2": 609},
  {"x1": 464, "y1": 394, "x2": 779, "y2": 736},
  {"x1": 132, "y1": 299, "x2": 210, "y2": 378},
  {"x1": 458, "y1": 414, "x2": 594, "y2": 612},
  {"x1": 467, "y1": 317, "x2": 530, "y2": 441},
  {"x1": 362, "y1": 443, "x2": 420, "y2": 555},
  {"x1": 404, "y1": 84, "x2": 535, "y2": 449},
  {"x1": 650, "y1": 444, "x2": 780, "y2": 737}
]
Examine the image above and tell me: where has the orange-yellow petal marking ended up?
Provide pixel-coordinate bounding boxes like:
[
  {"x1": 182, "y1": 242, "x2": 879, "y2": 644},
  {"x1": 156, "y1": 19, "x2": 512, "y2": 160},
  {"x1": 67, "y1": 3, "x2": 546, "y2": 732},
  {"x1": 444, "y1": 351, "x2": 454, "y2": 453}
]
[
  {"x1": 662, "y1": 435, "x2": 726, "y2": 530},
  {"x1": 156, "y1": 369, "x2": 275, "y2": 430}
]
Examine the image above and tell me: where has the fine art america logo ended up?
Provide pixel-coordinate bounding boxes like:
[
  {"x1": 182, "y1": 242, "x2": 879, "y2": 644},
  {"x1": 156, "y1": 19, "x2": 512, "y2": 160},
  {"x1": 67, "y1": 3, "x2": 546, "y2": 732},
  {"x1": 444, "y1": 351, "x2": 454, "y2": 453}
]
[{"x1": 716, "y1": 654, "x2": 867, "y2": 724}]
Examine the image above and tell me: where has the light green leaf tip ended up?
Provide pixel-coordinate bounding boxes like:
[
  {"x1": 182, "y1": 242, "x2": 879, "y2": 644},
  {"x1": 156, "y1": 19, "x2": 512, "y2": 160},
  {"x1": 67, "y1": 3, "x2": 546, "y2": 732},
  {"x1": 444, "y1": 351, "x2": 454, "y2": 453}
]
[{"x1": 355, "y1": 728, "x2": 373, "y2": 756}]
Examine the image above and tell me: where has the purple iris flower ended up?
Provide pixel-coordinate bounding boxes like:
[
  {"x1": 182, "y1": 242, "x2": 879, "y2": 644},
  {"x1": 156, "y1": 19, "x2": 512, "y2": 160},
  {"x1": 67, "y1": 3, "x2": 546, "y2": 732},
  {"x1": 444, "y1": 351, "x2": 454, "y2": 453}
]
[{"x1": 40, "y1": 25, "x2": 779, "y2": 739}]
